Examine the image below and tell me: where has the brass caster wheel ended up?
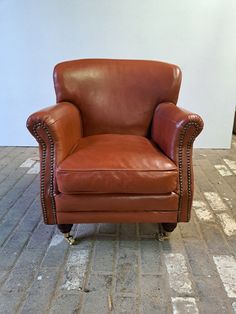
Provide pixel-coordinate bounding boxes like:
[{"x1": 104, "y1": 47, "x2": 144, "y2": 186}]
[
  {"x1": 64, "y1": 233, "x2": 76, "y2": 245},
  {"x1": 154, "y1": 224, "x2": 171, "y2": 241},
  {"x1": 155, "y1": 231, "x2": 169, "y2": 241}
]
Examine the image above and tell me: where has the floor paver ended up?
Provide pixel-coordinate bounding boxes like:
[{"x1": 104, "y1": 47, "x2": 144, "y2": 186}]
[{"x1": 0, "y1": 137, "x2": 236, "y2": 313}]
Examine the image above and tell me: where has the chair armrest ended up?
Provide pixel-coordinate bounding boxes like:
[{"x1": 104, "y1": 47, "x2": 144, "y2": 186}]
[
  {"x1": 151, "y1": 102, "x2": 204, "y2": 163},
  {"x1": 26, "y1": 102, "x2": 82, "y2": 224},
  {"x1": 151, "y1": 102, "x2": 204, "y2": 222},
  {"x1": 27, "y1": 102, "x2": 82, "y2": 164}
]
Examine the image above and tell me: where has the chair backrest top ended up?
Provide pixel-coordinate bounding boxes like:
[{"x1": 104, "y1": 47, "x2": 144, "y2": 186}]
[{"x1": 53, "y1": 58, "x2": 182, "y2": 137}]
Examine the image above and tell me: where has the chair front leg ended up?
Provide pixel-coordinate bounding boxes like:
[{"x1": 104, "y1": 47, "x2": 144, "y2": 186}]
[
  {"x1": 161, "y1": 223, "x2": 177, "y2": 232},
  {"x1": 58, "y1": 224, "x2": 75, "y2": 245}
]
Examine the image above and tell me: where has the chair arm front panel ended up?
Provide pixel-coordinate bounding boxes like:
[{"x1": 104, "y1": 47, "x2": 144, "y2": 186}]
[
  {"x1": 27, "y1": 102, "x2": 82, "y2": 224},
  {"x1": 151, "y1": 102, "x2": 204, "y2": 221}
]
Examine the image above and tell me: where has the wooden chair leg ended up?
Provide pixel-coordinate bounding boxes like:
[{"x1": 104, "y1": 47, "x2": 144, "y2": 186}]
[
  {"x1": 58, "y1": 224, "x2": 75, "y2": 245},
  {"x1": 161, "y1": 223, "x2": 177, "y2": 232}
]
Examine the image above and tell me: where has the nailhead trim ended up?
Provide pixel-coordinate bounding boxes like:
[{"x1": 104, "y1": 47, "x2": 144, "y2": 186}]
[
  {"x1": 178, "y1": 121, "x2": 202, "y2": 221},
  {"x1": 32, "y1": 122, "x2": 57, "y2": 224},
  {"x1": 32, "y1": 119, "x2": 200, "y2": 224}
]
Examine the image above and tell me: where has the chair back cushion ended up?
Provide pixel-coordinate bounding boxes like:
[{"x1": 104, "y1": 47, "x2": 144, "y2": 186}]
[{"x1": 53, "y1": 59, "x2": 181, "y2": 136}]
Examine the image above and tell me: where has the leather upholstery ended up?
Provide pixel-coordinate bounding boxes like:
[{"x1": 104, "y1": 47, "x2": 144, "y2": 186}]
[
  {"x1": 56, "y1": 134, "x2": 178, "y2": 194},
  {"x1": 151, "y1": 102, "x2": 204, "y2": 220},
  {"x1": 56, "y1": 211, "x2": 178, "y2": 224},
  {"x1": 27, "y1": 102, "x2": 82, "y2": 165},
  {"x1": 55, "y1": 193, "x2": 179, "y2": 212},
  {"x1": 27, "y1": 59, "x2": 203, "y2": 226},
  {"x1": 54, "y1": 59, "x2": 181, "y2": 137},
  {"x1": 152, "y1": 102, "x2": 204, "y2": 163},
  {"x1": 27, "y1": 102, "x2": 82, "y2": 223}
]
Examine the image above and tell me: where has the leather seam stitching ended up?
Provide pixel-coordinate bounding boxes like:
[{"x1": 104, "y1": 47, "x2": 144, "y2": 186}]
[{"x1": 57, "y1": 169, "x2": 177, "y2": 173}]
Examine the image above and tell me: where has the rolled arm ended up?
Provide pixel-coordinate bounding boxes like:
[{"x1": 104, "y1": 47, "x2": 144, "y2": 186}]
[
  {"x1": 151, "y1": 102, "x2": 204, "y2": 222},
  {"x1": 26, "y1": 102, "x2": 82, "y2": 224},
  {"x1": 151, "y1": 102, "x2": 203, "y2": 162},
  {"x1": 27, "y1": 102, "x2": 82, "y2": 164}
]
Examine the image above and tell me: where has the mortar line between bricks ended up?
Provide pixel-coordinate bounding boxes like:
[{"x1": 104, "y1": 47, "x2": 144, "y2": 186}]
[
  {"x1": 158, "y1": 226, "x2": 173, "y2": 314},
  {"x1": 0, "y1": 270, "x2": 10, "y2": 290},
  {"x1": 164, "y1": 226, "x2": 199, "y2": 299},
  {"x1": 1, "y1": 190, "x2": 40, "y2": 236},
  {"x1": 0, "y1": 195, "x2": 41, "y2": 248},
  {"x1": 109, "y1": 223, "x2": 119, "y2": 314},
  {"x1": 0, "y1": 147, "x2": 33, "y2": 160},
  {"x1": 192, "y1": 206, "x2": 233, "y2": 256},
  {"x1": 90, "y1": 270, "x2": 114, "y2": 275},
  {"x1": 16, "y1": 268, "x2": 60, "y2": 314},
  {"x1": 0, "y1": 218, "x2": 40, "y2": 252},
  {"x1": 206, "y1": 203, "x2": 236, "y2": 241},
  {"x1": 185, "y1": 205, "x2": 235, "y2": 312},
  {"x1": 0, "y1": 151, "x2": 19, "y2": 177},
  {"x1": 136, "y1": 223, "x2": 142, "y2": 314},
  {"x1": 194, "y1": 182, "x2": 236, "y2": 256},
  {"x1": 184, "y1": 213, "x2": 216, "y2": 265},
  {"x1": 0, "y1": 218, "x2": 45, "y2": 290},
  {"x1": 15, "y1": 271, "x2": 41, "y2": 314},
  {"x1": 0, "y1": 147, "x2": 15, "y2": 160},
  {"x1": 0, "y1": 174, "x2": 39, "y2": 223},
  {"x1": 15, "y1": 228, "x2": 58, "y2": 314},
  {"x1": 198, "y1": 159, "x2": 236, "y2": 203},
  {"x1": 46, "y1": 238, "x2": 71, "y2": 313},
  {"x1": 0, "y1": 163, "x2": 38, "y2": 202},
  {"x1": 78, "y1": 224, "x2": 98, "y2": 314},
  {"x1": 1, "y1": 212, "x2": 41, "y2": 251},
  {"x1": 0, "y1": 148, "x2": 19, "y2": 171},
  {"x1": 114, "y1": 224, "x2": 121, "y2": 310},
  {"x1": 192, "y1": 234, "x2": 236, "y2": 312},
  {"x1": 0, "y1": 180, "x2": 38, "y2": 223},
  {"x1": 47, "y1": 253, "x2": 71, "y2": 310},
  {"x1": 203, "y1": 189, "x2": 233, "y2": 218},
  {"x1": 196, "y1": 160, "x2": 236, "y2": 218},
  {"x1": 48, "y1": 227, "x2": 89, "y2": 313},
  {"x1": 192, "y1": 211, "x2": 234, "y2": 272},
  {"x1": 2, "y1": 246, "x2": 50, "y2": 313},
  {"x1": 5, "y1": 191, "x2": 40, "y2": 234},
  {"x1": 46, "y1": 225, "x2": 84, "y2": 313},
  {"x1": 0, "y1": 168, "x2": 30, "y2": 197},
  {"x1": 161, "y1": 245, "x2": 173, "y2": 313},
  {"x1": 0, "y1": 150, "x2": 38, "y2": 186},
  {"x1": 0, "y1": 149, "x2": 33, "y2": 170},
  {"x1": 0, "y1": 166, "x2": 27, "y2": 186}
]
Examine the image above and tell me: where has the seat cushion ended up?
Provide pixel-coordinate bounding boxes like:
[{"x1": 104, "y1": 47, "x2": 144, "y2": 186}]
[{"x1": 56, "y1": 134, "x2": 178, "y2": 194}]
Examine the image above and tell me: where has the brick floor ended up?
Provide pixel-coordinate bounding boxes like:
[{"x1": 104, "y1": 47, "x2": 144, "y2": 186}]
[{"x1": 0, "y1": 137, "x2": 236, "y2": 314}]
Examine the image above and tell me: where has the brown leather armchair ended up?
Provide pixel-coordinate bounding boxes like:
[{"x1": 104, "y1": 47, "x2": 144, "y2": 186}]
[{"x1": 27, "y1": 59, "x2": 203, "y2": 244}]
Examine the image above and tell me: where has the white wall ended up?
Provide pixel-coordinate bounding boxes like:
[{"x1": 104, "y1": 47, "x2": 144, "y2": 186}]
[{"x1": 0, "y1": 0, "x2": 236, "y2": 148}]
